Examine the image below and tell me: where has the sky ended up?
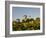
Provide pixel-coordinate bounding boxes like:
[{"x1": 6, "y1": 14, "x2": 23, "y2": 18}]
[{"x1": 12, "y1": 7, "x2": 40, "y2": 20}]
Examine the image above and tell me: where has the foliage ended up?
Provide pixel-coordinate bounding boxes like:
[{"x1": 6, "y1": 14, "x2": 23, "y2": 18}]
[{"x1": 12, "y1": 16, "x2": 40, "y2": 31}]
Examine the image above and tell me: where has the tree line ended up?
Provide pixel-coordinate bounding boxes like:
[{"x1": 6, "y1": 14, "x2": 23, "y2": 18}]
[{"x1": 12, "y1": 15, "x2": 40, "y2": 31}]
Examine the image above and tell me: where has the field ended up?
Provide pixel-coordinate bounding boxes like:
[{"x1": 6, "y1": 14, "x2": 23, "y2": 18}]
[{"x1": 12, "y1": 15, "x2": 40, "y2": 31}]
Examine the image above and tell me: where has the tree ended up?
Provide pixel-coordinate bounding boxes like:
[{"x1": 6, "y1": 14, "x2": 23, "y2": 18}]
[
  {"x1": 16, "y1": 19, "x2": 20, "y2": 22},
  {"x1": 36, "y1": 17, "x2": 40, "y2": 21},
  {"x1": 26, "y1": 18, "x2": 30, "y2": 22},
  {"x1": 35, "y1": 17, "x2": 40, "y2": 24},
  {"x1": 23, "y1": 15, "x2": 27, "y2": 19},
  {"x1": 22, "y1": 19, "x2": 25, "y2": 22},
  {"x1": 22, "y1": 15, "x2": 27, "y2": 22},
  {"x1": 29, "y1": 16, "x2": 31, "y2": 18},
  {"x1": 29, "y1": 18, "x2": 34, "y2": 21}
]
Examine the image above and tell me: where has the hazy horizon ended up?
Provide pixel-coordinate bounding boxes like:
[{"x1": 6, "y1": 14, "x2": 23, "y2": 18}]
[{"x1": 12, "y1": 7, "x2": 40, "y2": 21}]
